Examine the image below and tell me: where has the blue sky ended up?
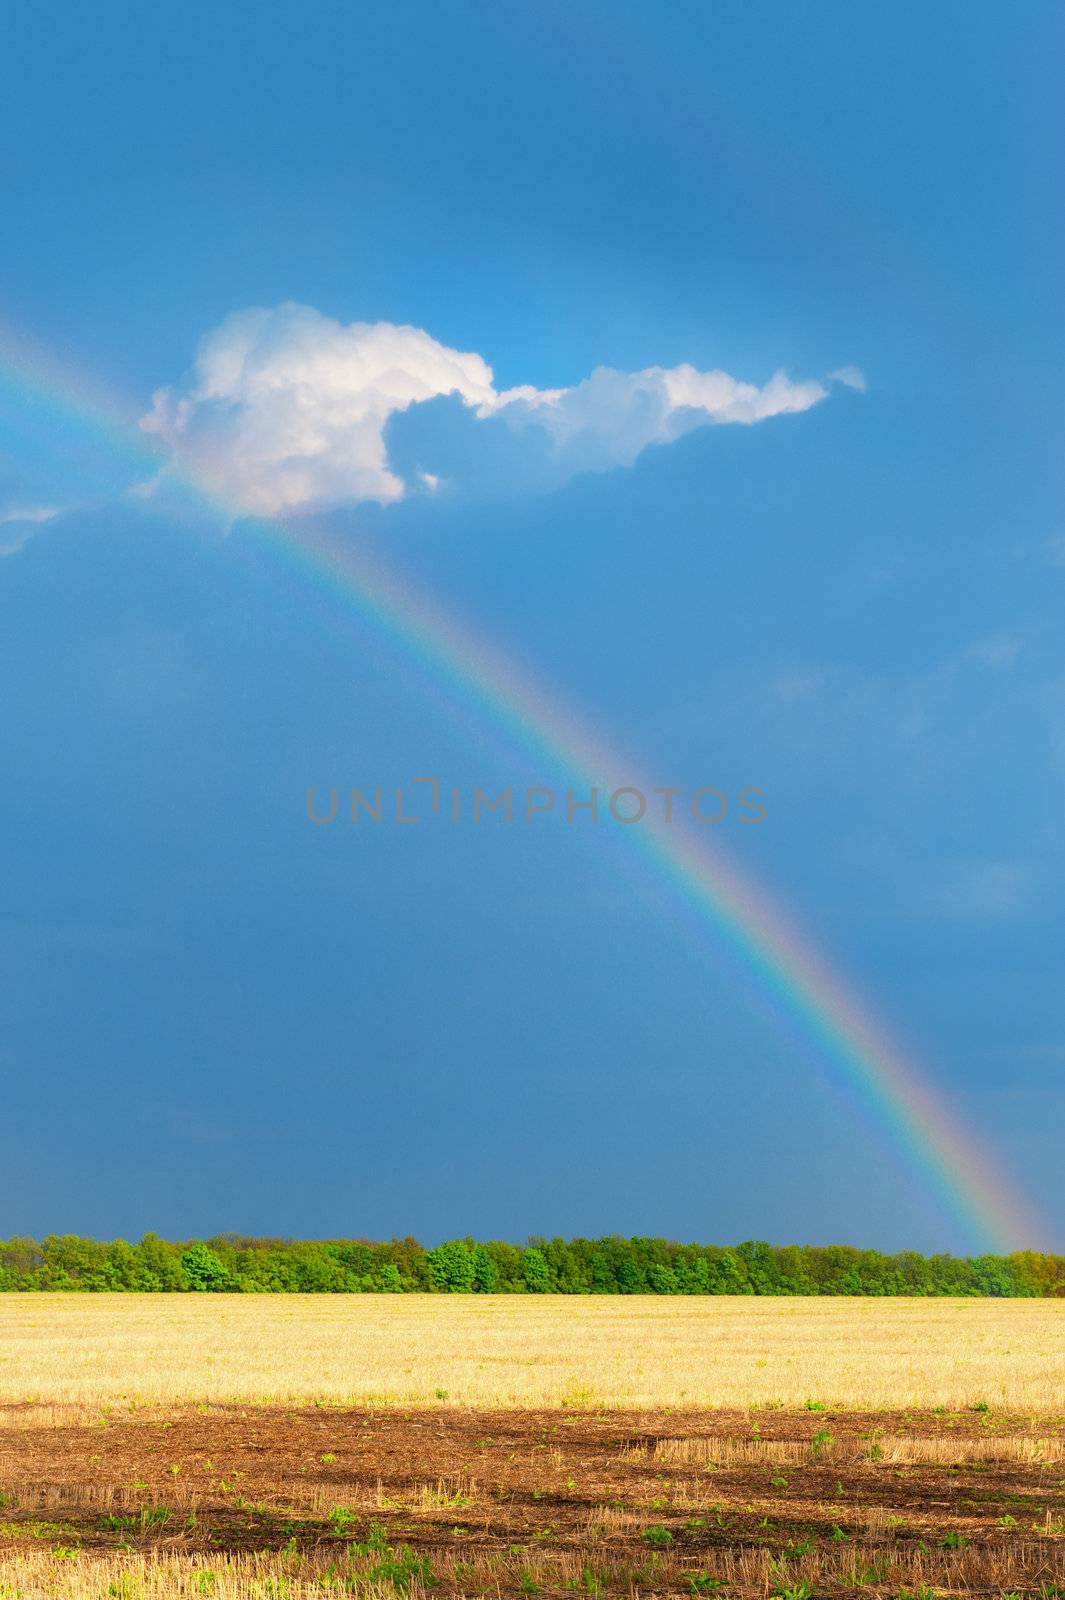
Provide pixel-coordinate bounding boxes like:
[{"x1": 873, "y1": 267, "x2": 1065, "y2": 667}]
[{"x1": 1, "y1": 0, "x2": 1062, "y2": 1251}]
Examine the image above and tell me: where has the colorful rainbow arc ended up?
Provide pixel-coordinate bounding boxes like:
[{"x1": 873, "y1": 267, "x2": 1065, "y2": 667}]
[{"x1": 0, "y1": 323, "x2": 1045, "y2": 1253}]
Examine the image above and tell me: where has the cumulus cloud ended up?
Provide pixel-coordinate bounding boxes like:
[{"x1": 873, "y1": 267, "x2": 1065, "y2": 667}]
[
  {"x1": 142, "y1": 302, "x2": 845, "y2": 517},
  {"x1": 828, "y1": 365, "x2": 867, "y2": 392}
]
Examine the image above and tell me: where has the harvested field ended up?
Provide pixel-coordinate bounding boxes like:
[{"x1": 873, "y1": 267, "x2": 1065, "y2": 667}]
[
  {"x1": 4, "y1": 1298, "x2": 1065, "y2": 1593},
  {"x1": 4, "y1": 1294, "x2": 1065, "y2": 1410},
  {"x1": 4, "y1": 1403, "x2": 1065, "y2": 1595}
]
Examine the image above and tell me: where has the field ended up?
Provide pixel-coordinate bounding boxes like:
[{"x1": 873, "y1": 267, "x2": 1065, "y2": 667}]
[
  {"x1": 2, "y1": 1296, "x2": 1065, "y2": 1597},
  {"x1": 5, "y1": 1295, "x2": 1065, "y2": 1412}
]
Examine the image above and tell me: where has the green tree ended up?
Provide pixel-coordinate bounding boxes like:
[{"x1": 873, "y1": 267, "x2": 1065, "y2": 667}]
[
  {"x1": 180, "y1": 1242, "x2": 232, "y2": 1291},
  {"x1": 521, "y1": 1247, "x2": 552, "y2": 1292},
  {"x1": 473, "y1": 1246, "x2": 499, "y2": 1292},
  {"x1": 428, "y1": 1240, "x2": 477, "y2": 1292}
]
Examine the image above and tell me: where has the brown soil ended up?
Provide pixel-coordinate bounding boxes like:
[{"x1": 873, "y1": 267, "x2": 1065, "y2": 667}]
[{"x1": 3, "y1": 1405, "x2": 1065, "y2": 1593}]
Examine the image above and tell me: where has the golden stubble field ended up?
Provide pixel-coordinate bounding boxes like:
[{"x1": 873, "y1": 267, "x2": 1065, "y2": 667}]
[
  {"x1": 3, "y1": 1297, "x2": 1065, "y2": 1596},
  {"x1": 2, "y1": 1293, "x2": 1064, "y2": 1411}
]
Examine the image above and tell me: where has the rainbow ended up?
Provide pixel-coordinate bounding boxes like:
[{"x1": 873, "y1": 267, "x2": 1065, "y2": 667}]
[{"x1": 0, "y1": 320, "x2": 1044, "y2": 1253}]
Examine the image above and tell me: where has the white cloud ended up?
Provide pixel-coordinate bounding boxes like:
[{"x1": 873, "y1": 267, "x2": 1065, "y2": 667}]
[
  {"x1": 828, "y1": 365, "x2": 867, "y2": 392},
  {"x1": 142, "y1": 305, "x2": 497, "y2": 516},
  {"x1": 0, "y1": 502, "x2": 63, "y2": 527},
  {"x1": 0, "y1": 502, "x2": 64, "y2": 555},
  {"x1": 142, "y1": 303, "x2": 844, "y2": 517}
]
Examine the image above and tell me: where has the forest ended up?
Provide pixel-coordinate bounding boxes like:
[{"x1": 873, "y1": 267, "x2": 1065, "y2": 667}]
[{"x1": 2, "y1": 1234, "x2": 1062, "y2": 1295}]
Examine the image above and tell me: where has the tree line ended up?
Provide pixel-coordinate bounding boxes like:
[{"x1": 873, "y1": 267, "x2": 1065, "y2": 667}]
[{"x1": 1, "y1": 1234, "x2": 1062, "y2": 1295}]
